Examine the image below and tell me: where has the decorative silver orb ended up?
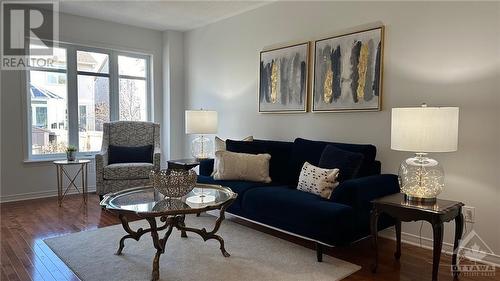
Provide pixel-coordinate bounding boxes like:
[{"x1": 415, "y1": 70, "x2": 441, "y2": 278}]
[
  {"x1": 398, "y1": 153, "x2": 444, "y2": 202},
  {"x1": 150, "y1": 169, "x2": 197, "y2": 198}
]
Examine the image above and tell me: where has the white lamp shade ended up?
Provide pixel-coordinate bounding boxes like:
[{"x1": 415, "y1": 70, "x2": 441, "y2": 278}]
[
  {"x1": 391, "y1": 107, "x2": 459, "y2": 152},
  {"x1": 185, "y1": 110, "x2": 218, "y2": 134}
]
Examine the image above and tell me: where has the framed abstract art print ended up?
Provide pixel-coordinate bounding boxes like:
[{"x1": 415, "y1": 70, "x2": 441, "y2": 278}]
[
  {"x1": 259, "y1": 42, "x2": 310, "y2": 113},
  {"x1": 312, "y1": 26, "x2": 384, "y2": 112}
]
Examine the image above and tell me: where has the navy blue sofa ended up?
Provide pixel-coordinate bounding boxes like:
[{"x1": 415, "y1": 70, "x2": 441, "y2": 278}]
[{"x1": 197, "y1": 138, "x2": 399, "y2": 261}]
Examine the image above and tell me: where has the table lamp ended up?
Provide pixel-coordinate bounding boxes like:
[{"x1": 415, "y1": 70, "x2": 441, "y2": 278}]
[
  {"x1": 185, "y1": 109, "x2": 218, "y2": 160},
  {"x1": 391, "y1": 104, "x2": 459, "y2": 203}
]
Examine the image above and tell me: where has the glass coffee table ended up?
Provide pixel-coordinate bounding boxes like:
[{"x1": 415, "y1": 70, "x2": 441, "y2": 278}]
[{"x1": 100, "y1": 184, "x2": 237, "y2": 281}]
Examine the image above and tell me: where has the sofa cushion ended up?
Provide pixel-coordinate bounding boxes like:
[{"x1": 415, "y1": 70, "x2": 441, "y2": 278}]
[
  {"x1": 319, "y1": 145, "x2": 365, "y2": 182},
  {"x1": 196, "y1": 175, "x2": 272, "y2": 215},
  {"x1": 104, "y1": 163, "x2": 154, "y2": 180},
  {"x1": 213, "y1": 151, "x2": 272, "y2": 183},
  {"x1": 108, "y1": 144, "x2": 153, "y2": 164},
  {"x1": 242, "y1": 186, "x2": 354, "y2": 245},
  {"x1": 226, "y1": 139, "x2": 294, "y2": 184},
  {"x1": 290, "y1": 138, "x2": 377, "y2": 183}
]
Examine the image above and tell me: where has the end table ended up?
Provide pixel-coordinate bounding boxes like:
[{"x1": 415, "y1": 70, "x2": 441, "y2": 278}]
[
  {"x1": 53, "y1": 159, "x2": 90, "y2": 206},
  {"x1": 371, "y1": 193, "x2": 464, "y2": 281},
  {"x1": 167, "y1": 158, "x2": 200, "y2": 170}
]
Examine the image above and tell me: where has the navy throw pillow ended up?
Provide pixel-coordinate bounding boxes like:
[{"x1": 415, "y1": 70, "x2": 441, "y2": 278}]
[
  {"x1": 108, "y1": 145, "x2": 153, "y2": 164},
  {"x1": 319, "y1": 145, "x2": 364, "y2": 182}
]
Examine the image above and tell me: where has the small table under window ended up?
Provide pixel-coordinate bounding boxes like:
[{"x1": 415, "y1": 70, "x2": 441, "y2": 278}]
[{"x1": 53, "y1": 159, "x2": 90, "y2": 206}]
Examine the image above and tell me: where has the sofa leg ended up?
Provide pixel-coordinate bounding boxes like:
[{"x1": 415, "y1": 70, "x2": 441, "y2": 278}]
[{"x1": 316, "y1": 243, "x2": 323, "y2": 262}]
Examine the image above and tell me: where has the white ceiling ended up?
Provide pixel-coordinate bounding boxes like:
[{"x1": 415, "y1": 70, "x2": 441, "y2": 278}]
[{"x1": 59, "y1": 1, "x2": 271, "y2": 31}]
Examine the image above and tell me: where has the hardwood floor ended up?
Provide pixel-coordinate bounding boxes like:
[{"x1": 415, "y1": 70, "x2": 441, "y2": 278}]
[{"x1": 1, "y1": 193, "x2": 498, "y2": 281}]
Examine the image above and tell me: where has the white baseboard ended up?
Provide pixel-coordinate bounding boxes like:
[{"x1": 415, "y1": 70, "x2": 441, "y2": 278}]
[
  {"x1": 380, "y1": 227, "x2": 500, "y2": 267},
  {"x1": 0, "y1": 186, "x2": 96, "y2": 203}
]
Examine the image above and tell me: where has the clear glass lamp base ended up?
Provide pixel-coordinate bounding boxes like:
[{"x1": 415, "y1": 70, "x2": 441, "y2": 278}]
[
  {"x1": 398, "y1": 153, "x2": 445, "y2": 203},
  {"x1": 191, "y1": 135, "x2": 213, "y2": 159}
]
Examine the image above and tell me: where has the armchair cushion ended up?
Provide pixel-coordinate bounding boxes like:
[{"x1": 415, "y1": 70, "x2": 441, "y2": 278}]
[
  {"x1": 104, "y1": 163, "x2": 154, "y2": 180},
  {"x1": 108, "y1": 145, "x2": 153, "y2": 164}
]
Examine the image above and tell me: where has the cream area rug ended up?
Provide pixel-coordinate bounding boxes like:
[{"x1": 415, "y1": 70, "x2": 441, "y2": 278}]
[{"x1": 45, "y1": 214, "x2": 360, "y2": 281}]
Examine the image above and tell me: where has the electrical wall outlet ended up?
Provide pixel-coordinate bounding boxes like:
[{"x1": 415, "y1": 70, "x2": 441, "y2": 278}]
[{"x1": 463, "y1": 206, "x2": 475, "y2": 223}]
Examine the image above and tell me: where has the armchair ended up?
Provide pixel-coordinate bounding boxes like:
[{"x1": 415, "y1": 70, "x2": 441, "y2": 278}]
[{"x1": 96, "y1": 121, "x2": 161, "y2": 196}]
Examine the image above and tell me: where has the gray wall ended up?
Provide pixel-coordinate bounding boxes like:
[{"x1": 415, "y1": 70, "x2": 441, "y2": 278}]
[
  {"x1": 1, "y1": 12, "x2": 164, "y2": 200},
  {"x1": 184, "y1": 2, "x2": 500, "y2": 258}
]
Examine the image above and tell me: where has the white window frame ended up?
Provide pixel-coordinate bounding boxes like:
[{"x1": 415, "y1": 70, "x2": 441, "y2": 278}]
[{"x1": 24, "y1": 41, "x2": 153, "y2": 161}]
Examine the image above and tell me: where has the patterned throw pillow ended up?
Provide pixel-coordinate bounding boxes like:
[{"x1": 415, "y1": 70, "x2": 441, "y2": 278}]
[{"x1": 297, "y1": 162, "x2": 339, "y2": 199}]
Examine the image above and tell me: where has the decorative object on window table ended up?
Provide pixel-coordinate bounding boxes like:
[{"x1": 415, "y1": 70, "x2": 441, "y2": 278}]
[
  {"x1": 66, "y1": 145, "x2": 77, "y2": 161},
  {"x1": 185, "y1": 109, "x2": 218, "y2": 159},
  {"x1": 149, "y1": 169, "x2": 197, "y2": 198},
  {"x1": 391, "y1": 104, "x2": 459, "y2": 203}
]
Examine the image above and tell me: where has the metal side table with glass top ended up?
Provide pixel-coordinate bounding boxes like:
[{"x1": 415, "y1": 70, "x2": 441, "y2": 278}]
[
  {"x1": 100, "y1": 184, "x2": 237, "y2": 281},
  {"x1": 53, "y1": 159, "x2": 90, "y2": 206}
]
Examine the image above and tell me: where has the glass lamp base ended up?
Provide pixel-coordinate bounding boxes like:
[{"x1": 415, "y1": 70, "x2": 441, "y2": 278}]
[
  {"x1": 398, "y1": 153, "x2": 445, "y2": 200},
  {"x1": 191, "y1": 135, "x2": 213, "y2": 159}
]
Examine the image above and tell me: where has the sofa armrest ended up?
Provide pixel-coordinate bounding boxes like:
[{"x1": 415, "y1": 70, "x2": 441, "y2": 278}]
[
  {"x1": 331, "y1": 174, "x2": 400, "y2": 210},
  {"x1": 199, "y1": 158, "x2": 214, "y2": 176},
  {"x1": 95, "y1": 150, "x2": 108, "y2": 168},
  {"x1": 95, "y1": 150, "x2": 108, "y2": 195}
]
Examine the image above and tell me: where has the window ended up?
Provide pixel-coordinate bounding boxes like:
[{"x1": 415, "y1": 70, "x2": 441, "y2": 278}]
[
  {"x1": 77, "y1": 51, "x2": 110, "y2": 152},
  {"x1": 118, "y1": 56, "x2": 148, "y2": 121},
  {"x1": 26, "y1": 43, "x2": 151, "y2": 159},
  {"x1": 29, "y1": 45, "x2": 68, "y2": 155}
]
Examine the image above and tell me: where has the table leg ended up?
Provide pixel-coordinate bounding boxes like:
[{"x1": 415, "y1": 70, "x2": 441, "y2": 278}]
[
  {"x1": 452, "y1": 210, "x2": 464, "y2": 278},
  {"x1": 147, "y1": 217, "x2": 174, "y2": 281},
  {"x1": 176, "y1": 202, "x2": 233, "y2": 257},
  {"x1": 81, "y1": 164, "x2": 85, "y2": 203},
  {"x1": 178, "y1": 215, "x2": 188, "y2": 238},
  {"x1": 56, "y1": 165, "x2": 62, "y2": 206},
  {"x1": 370, "y1": 209, "x2": 379, "y2": 273},
  {"x1": 432, "y1": 222, "x2": 444, "y2": 281},
  {"x1": 84, "y1": 163, "x2": 88, "y2": 203},
  {"x1": 115, "y1": 214, "x2": 163, "y2": 255},
  {"x1": 395, "y1": 219, "x2": 402, "y2": 260}
]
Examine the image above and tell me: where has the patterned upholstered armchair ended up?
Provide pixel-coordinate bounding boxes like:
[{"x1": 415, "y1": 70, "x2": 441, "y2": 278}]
[{"x1": 95, "y1": 121, "x2": 160, "y2": 197}]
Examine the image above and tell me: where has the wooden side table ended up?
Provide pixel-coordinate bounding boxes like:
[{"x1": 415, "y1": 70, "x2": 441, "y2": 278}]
[
  {"x1": 371, "y1": 193, "x2": 464, "y2": 281},
  {"x1": 167, "y1": 158, "x2": 200, "y2": 170},
  {"x1": 53, "y1": 159, "x2": 90, "y2": 206}
]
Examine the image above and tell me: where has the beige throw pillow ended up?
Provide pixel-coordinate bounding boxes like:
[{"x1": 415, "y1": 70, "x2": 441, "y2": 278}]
[
  {"x1": 214, "y1": 136, "x2": 253, "y2": 152},
  {"x1": 297, "y1": 162, "x2": 339, "y2": 199},
  {"x1": 213, "y1": 151, "x2": 272, "y2": 183}
]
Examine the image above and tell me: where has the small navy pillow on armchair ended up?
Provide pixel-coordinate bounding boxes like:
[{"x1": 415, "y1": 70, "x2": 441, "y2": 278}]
[
  {"x1": 108, "y1": 145, "x2": 153, "y2": 164},
  {"x1": 319, "y1": 145, "x2": 364, "y2": 182}
]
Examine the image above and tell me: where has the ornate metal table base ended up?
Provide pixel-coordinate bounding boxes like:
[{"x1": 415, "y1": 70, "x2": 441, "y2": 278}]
[{"x1": 115, "y1": 207, "x2": 230, "y2": 281}]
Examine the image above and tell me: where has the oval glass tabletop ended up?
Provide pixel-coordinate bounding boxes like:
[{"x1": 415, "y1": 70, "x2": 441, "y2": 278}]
[{"x1": 101, "y1": 184, "x2": 236, "y2": 216}]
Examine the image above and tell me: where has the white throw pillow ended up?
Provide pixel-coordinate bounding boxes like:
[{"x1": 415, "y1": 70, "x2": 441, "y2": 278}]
[
  {"x1": 214, "y1": 135, "x2": 253, "y2": 152},
  {"x1": 297, "y1": 162, "x2": 339, "y2": 199},
  {"x1": 213, "y1": 150, "x2": 272, "y2": 183}
]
